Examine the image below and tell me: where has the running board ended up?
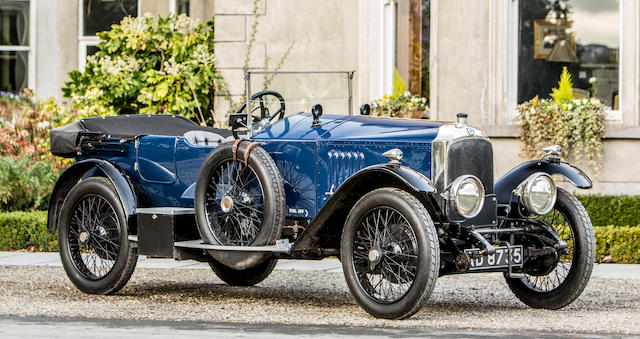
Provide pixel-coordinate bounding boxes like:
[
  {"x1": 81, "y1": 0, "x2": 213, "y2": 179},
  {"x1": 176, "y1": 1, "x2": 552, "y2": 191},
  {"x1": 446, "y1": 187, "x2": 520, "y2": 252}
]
[
  {"x1": 173, "y1": 239, "x2": 293, "y2": 253},
  {"x1": 136, "y1": 207, "x2": 194, "y2": 215}
]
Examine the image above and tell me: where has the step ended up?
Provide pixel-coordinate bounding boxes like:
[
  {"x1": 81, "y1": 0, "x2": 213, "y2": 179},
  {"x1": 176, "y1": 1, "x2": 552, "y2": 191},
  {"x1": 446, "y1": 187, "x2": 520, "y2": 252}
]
[
  {"x1": 173, "y1": 239, "x2": 293, "y2": 253},
  {"x1": 135, "y1": 207, "x2": 194, "y2": 215}
]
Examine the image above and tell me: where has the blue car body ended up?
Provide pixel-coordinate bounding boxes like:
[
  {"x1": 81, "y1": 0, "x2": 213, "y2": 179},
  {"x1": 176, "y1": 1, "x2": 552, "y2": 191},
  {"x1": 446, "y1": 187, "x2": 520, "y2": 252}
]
[
  {"x1": 48, "y1": 109, "x2": 592, "y2": 265},
  {"x1": 77, "y1": 113, "x2": 443, "y2": 220}
]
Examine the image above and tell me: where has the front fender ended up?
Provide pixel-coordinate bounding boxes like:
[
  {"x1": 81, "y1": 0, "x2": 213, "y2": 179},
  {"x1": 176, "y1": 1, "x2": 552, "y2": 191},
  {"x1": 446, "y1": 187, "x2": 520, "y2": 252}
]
[
  {"x1": 47, "y1": 159, "x2": 137, "y2": 234},
  {"x1": 290, "y1": 164, "x2": 436, "y2": 252},
  {"x1": 494, "y1": 160, "x2": 592, "y2": 203}
]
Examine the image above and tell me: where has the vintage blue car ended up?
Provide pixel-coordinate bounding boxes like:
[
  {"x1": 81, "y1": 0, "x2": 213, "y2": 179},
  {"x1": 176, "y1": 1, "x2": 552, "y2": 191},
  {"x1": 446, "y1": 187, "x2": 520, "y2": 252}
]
[{"x1": 48, "y1": 72, "x2": 595, "y2": 319}]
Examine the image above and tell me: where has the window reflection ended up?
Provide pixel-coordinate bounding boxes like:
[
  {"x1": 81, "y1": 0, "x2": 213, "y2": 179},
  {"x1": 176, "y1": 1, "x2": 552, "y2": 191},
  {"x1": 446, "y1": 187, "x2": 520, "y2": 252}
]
[
  {"x1": 518, "y1": 0, "x2": 620, "y2": 109},
  {"x1": 0, "y1": 1, "x2": 29, "y2": 46},
  {"x1": 83, "y1": 0, "x2": 138, "y2": 36},
  {"x1": 0, "y1": 0, "x2": 29, "y2": 92},
  {"x1": 177, "y1": 0, "x2": 189, "y2": 15},
  {"x1": 0, "y1": 51, "x2": 28, "y2": 92}
]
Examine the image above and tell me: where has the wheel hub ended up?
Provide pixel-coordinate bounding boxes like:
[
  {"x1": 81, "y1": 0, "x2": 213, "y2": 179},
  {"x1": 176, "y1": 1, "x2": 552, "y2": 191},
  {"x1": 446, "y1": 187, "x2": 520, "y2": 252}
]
[
  {"x1": 220, "y1": 195, "x2": 234, "y2": 213},
  {"x1": 368, "y1": 249, "x2": 381, "y2": 262},
  {"x1": 79, "y1": 231, "x2": 89, "y2": 244}
]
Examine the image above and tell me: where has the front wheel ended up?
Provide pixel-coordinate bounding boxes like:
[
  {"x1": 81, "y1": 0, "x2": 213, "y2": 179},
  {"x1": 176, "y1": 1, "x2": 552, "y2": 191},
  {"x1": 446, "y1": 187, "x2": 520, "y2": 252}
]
[
  {"x1": 341, "y1": 188, "x2": 440, "y2": 319},
  {"x1": 58, "y1": 177, "x2": 137, "y2": 295},
  {"x1": 505, "y1": 188, "x2": 595, "y2": 309}
]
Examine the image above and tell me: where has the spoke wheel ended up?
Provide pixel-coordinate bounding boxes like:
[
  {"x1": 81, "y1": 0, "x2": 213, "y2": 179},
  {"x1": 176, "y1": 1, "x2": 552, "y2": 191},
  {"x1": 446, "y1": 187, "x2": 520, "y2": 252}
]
[
  {"x1": 521, "y1": 208, "x2": 575, "y2": 292},
  {"x1": 195, "y1": 141, "x2": 285, "y2": 269},
  {"x1": 353, "y1": 207, "x2": 419, "y2": 303},
  {"x1": 58, "y1": 177, "x2": 137, "y2": 295},
  {"x1": 341, "y1": 188, "x2": 439, "y2": 320},
  {"x1": 205, "y1": 160, "x2": 265, "y2": 246},
  {"x1": 68, "y1": 194, "x2": 121, "y2": 280},
  {"x1": 505, "y1": 188, "x2": 595, "y2": 309}
]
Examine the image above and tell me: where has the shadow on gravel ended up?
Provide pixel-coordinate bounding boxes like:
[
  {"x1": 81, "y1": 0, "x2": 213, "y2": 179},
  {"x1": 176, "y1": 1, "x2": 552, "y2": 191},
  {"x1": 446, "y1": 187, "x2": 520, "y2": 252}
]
[{"x1": 120, "y1": 282, "x2": 356, "y2": 307}]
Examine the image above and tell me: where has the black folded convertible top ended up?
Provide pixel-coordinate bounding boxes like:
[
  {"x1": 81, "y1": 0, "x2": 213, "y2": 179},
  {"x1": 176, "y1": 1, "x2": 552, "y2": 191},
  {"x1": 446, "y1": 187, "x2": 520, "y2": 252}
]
[{"x1": 50, "y1": 114, "x2": 232, "y2": 158}]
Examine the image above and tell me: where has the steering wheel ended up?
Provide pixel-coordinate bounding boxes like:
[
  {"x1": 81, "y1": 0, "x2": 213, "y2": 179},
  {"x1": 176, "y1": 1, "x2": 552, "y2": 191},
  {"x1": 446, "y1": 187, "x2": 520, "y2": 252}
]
[{"x1": 231, "y1": 90, "x2": 286, "y2": 139}]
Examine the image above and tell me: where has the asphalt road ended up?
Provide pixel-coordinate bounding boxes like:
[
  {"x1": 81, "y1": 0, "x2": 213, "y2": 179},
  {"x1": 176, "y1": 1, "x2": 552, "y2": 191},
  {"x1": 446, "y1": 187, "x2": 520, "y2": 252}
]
[{"x1": 1, "y1": 315, "x2": 631, "y2": 339}]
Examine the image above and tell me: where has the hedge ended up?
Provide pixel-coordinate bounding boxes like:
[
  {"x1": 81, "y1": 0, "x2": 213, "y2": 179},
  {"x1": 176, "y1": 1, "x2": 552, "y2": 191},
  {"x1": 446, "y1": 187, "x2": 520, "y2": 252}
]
[
  {"x1": 594, "y1": 226, "x2": 640, "y2": 264},
  {"x1": 0, "y1": 211, "x2": 638, "y2": 264},
  {"x1": 0, "y1": 211, "x2": 57, "y2": 252},
  {"x1": 577, "y1": 194, "x2": 640, "y2": 227}
]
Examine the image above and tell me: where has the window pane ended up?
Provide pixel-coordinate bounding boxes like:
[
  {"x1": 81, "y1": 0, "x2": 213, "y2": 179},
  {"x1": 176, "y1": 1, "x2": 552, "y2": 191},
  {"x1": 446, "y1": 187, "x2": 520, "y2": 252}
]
[
  {"x1": 177, "y1": 0, "x2": 189, "y2": 15},
  {"x1": 0, "y1": 0, "x2": 29, "y2": 46},
  {"x1": 0, "y1": 51, "x2": 28, "y2": 92},
  {"x1": 83, "y1": 0, "x2": 137, "y2": 36},
  {"x1": 86, "y1": 45, "x2": 100, "y2": 57},
  {"x1": 518, "y1": 0, "x2": 620, "y2": 109}
]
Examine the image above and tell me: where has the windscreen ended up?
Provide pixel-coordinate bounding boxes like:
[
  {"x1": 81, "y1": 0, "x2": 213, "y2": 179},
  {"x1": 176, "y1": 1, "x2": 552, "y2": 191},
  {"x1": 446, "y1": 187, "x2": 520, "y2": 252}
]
[{"x1": 246, "y1": 71, "x2": 353, "y2": 118}]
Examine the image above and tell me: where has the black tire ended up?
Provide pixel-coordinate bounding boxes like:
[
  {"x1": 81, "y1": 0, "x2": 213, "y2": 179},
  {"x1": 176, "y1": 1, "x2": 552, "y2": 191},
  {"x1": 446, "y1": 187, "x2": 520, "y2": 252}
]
[
  {"x1": 505, "y1": 188, "x2": 595, "y2": 309},
  {"x1": 209, "y1": 257, "x2": 277, "y2": 286},
  {"x1": 195, "y1": 141, "x2": 285, "y2": 268},
  {"x1": 58, "y1": 177, "x2": 137, "y2": 295},
  {"x1": 341, "y1": 188, "x2": 439, "y2": 319}
]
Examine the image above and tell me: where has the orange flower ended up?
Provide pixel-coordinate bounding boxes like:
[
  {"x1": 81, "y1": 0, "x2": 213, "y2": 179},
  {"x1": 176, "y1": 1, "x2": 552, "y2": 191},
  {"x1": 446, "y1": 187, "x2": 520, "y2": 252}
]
[{"x1": 532, "y1": 95, "x2": 539, "y2": 108}]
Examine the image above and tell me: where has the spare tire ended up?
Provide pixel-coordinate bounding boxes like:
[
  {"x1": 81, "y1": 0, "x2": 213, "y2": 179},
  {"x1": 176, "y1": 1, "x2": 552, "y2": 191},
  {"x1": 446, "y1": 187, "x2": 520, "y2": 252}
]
[{"x1": 195, "y1": 141, "x2": 285, "y2": 269}]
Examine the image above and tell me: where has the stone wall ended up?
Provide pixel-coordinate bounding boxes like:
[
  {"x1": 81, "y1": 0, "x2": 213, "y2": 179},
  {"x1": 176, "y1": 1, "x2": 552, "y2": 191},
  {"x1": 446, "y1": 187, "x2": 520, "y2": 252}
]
[{"x1": 210, "y1": 0, "x2": 367, "y2": 125}]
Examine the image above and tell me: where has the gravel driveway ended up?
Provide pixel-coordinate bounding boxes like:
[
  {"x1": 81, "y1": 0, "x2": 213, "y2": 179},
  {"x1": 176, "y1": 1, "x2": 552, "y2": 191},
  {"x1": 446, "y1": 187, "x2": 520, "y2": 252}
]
[{"x1": 0, "y1": 266, "x2": 638, "y2": 335}]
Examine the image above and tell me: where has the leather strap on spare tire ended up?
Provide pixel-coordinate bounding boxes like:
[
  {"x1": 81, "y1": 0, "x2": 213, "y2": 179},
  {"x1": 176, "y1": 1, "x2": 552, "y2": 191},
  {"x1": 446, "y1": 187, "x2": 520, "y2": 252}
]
[{"x1": 194, "y1": 140, "x2": 285, "y2": 269}]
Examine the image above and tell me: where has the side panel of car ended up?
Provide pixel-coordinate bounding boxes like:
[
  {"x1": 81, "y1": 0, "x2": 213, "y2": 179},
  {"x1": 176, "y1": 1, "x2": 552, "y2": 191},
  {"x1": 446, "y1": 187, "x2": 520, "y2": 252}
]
[
  {"x1": 315, "y1": 141, "x2": 431, "y2": 212},
  {"x1": 290, "y1": 163, "x2": 438, "y2": 252},
  {"x1": 259, "y1": 140, "x2": 318, "y2": 218}
]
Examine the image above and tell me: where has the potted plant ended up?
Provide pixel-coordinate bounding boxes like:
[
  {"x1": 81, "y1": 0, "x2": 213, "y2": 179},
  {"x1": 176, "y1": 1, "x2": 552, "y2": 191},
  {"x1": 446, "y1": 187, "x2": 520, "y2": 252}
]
[
  {"x1": 518, "y1": 67, "x2": 606, "y2": 173},
  {"x1": 371, "y1": 69, "x2": 428, "y2": 119}
]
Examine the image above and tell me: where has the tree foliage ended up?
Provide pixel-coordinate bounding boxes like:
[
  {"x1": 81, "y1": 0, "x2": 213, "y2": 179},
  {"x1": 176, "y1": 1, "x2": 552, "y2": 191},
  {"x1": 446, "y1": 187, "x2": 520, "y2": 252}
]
[{"x1": 62, "y1": 14, "x2": 225, "y2": 125}]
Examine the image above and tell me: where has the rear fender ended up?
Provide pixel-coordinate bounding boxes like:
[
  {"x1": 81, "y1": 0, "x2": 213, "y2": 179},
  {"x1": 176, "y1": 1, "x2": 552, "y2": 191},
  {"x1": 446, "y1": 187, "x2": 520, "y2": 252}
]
[
  {"x1": 291, "y1": 164, "x2": 438, "y2": 252},
  {"x1": 494, "y1": 159, "x2": 592, "y2": 204},
  {"x1": 47, "y1": 159, "x2": 137, "y2": 234}
]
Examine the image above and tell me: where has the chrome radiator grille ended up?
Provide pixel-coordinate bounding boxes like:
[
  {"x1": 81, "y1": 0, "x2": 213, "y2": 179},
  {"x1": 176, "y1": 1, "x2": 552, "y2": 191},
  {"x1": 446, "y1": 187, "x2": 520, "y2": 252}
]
[
  {"x1": 431, "y1": 128, "x2": 496, "y2": 225},
  {"x1": 446, "y1": 138, "x2": 493, "y2": 194}
]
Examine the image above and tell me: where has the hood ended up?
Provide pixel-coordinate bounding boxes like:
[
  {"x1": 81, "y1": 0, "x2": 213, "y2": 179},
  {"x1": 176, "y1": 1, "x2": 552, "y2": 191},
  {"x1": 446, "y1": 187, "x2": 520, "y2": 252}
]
[{"x1": 253, "y1": 113, "x2": 444, "y2": 143}]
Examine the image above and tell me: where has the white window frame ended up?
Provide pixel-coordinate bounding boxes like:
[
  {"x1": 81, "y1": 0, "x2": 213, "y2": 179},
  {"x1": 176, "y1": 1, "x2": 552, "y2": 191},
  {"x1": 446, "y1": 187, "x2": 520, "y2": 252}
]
[
  {"x1": 509, "y1": 0, "x2": 624, "y2": 123},
  {"x1": 77, "y1": 0, "x2": 141, "y2": 69},
  {"x1": 369, "y1": 0, "x2": 397, "y2": 100},
  {"x1": 0, "y1": 0, "x2": 36, "y2": 91}
]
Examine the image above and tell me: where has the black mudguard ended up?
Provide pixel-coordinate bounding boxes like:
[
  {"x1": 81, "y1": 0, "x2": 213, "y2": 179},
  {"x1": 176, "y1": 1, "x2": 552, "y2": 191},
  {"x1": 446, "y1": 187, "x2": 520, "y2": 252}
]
[
  {"x1": 494, "y1": 159, "x2": 592, "y2": 204},
  {"x1": 47, "y1": 159, "x2": 137, "y2": 234},
  {"x1": 291, "y1": 164, "x2": 437, "y2": 252}
]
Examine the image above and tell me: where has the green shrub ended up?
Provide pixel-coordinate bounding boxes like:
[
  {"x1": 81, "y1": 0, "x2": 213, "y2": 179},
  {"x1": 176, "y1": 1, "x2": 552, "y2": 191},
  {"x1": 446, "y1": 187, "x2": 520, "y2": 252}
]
[
  {"x1": 0, "y1": 212, "x2": 638, "y2": 264},
  {"x1": 63, "y1": 14, "x2": 225, "y2": 125},
  {"x1": 0, "y1": 211, "x2": 56, "y2": 251},
  {"x1": 577, "y1": 195, "x2": 640, "y2": 227},
  {"x1": 0, "y1": 156, "x2": 60, "y2": 211},
  {"x1": 594, "y1": 226, "x2": 640, "y2": 264}
]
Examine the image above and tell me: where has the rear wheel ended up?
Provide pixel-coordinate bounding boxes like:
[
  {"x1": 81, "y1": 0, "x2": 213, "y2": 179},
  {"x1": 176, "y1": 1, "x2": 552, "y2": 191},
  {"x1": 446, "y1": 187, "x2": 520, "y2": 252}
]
[
  {"x1": 209, "y1": 257, "x2": 277, "y2": 286},
  {"x1": 341, "y1": 188, "x2": 439, "y2": 319},
  {"x1": 58, "y1": 177, "x2": 137, "y2": 295},
  {"x1": 505, "y1": 188, "x2": 595, "y2": 309}
]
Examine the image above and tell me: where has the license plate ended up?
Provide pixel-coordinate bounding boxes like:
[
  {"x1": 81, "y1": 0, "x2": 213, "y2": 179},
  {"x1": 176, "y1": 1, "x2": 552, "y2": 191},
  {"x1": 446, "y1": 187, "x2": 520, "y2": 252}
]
[{"x1": 464, "y1": 245, "x2": 523, "y2": 270}]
